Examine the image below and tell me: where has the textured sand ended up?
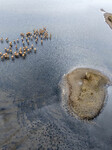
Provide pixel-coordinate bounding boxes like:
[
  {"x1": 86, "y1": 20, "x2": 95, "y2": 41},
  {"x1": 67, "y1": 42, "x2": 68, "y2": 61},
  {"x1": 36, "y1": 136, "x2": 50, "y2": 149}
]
[
  {"x1": 64, "y1": 68, "x2": 110, "y2": 120},
  {"x1": 104, "y1": 12, "x2": 112, "y2": 29}
]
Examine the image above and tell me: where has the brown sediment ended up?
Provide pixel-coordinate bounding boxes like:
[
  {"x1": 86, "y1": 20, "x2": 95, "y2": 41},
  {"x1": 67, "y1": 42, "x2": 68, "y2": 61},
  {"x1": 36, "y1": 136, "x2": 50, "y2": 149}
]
[
  {"x1": 103, "y1": 12, "x2": 112, "y2": 29},
  {"x1": 64, "y1": 68, "x2": 110, "y2": 120}
]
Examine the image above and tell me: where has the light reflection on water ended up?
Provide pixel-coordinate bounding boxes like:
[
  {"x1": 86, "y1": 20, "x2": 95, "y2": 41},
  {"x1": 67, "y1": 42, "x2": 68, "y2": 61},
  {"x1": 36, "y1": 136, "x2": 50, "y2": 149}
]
[{"x1": 0, "y1": 0, "x2": 112, "y2": 149}]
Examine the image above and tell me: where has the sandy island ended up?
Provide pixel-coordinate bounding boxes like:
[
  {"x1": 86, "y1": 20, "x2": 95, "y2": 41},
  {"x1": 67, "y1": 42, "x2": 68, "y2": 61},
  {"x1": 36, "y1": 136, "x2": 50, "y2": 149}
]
[
  {"x1": 103, "y1": 12, "x2": 112, "y2": 29},
  {"x1": 61, "y1": 68, "x2": 110, "y2": 120}
]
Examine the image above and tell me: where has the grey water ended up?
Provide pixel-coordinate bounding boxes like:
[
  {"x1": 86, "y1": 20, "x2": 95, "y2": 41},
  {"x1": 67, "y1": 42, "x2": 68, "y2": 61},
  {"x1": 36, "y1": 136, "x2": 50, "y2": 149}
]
[{"x1": 0, "y1": 0, "x2": 112, "y2": 149}]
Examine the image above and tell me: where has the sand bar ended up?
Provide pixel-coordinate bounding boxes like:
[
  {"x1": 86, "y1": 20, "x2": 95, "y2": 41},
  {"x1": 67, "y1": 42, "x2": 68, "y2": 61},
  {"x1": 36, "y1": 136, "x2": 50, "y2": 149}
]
[{"x1": 62, "y1": 68, "x2": 111, "y2": 120}]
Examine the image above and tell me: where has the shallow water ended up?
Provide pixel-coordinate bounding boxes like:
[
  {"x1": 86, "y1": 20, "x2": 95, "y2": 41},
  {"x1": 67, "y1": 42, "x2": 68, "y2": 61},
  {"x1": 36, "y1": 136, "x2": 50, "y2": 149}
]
[{"x1": 0, "y1": 0, "x2": 112, "y2": 149}]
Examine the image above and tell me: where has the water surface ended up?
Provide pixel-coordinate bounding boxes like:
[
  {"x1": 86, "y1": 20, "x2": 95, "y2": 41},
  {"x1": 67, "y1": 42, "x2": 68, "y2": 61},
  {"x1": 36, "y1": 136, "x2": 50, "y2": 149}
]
[{"x1": 0, "y1": 0, "x2": 112, "y2": 149}]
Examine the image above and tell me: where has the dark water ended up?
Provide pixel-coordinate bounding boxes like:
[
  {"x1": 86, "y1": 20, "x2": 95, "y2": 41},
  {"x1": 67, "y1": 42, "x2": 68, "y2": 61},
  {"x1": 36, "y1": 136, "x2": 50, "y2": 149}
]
[{"x1": 0, "y1": 0, "x2": 112, "y2": 149}]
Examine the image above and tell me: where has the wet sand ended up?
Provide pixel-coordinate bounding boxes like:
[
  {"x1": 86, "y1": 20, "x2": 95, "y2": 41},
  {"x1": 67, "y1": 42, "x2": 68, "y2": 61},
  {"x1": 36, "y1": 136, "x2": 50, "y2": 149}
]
[{"x1": 62, "y1": 68, "x2": 111, "y2": 120}]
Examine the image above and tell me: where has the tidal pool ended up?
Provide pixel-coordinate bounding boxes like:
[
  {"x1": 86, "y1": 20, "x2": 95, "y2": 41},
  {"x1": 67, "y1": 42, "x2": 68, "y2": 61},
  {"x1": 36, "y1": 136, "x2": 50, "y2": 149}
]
[{"x1": 0, "y1": 0, "x2": 112, "y2": 150}]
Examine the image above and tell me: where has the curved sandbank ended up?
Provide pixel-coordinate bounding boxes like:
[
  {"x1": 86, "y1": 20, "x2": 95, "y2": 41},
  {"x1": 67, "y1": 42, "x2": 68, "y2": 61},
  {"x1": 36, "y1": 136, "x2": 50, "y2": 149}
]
[
  {"x1": 61, "y1": 68, "x2": 111, "y2": 120},
  {"x1": 103, "y1": 12, "x2": 112, "y2": 29}
]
